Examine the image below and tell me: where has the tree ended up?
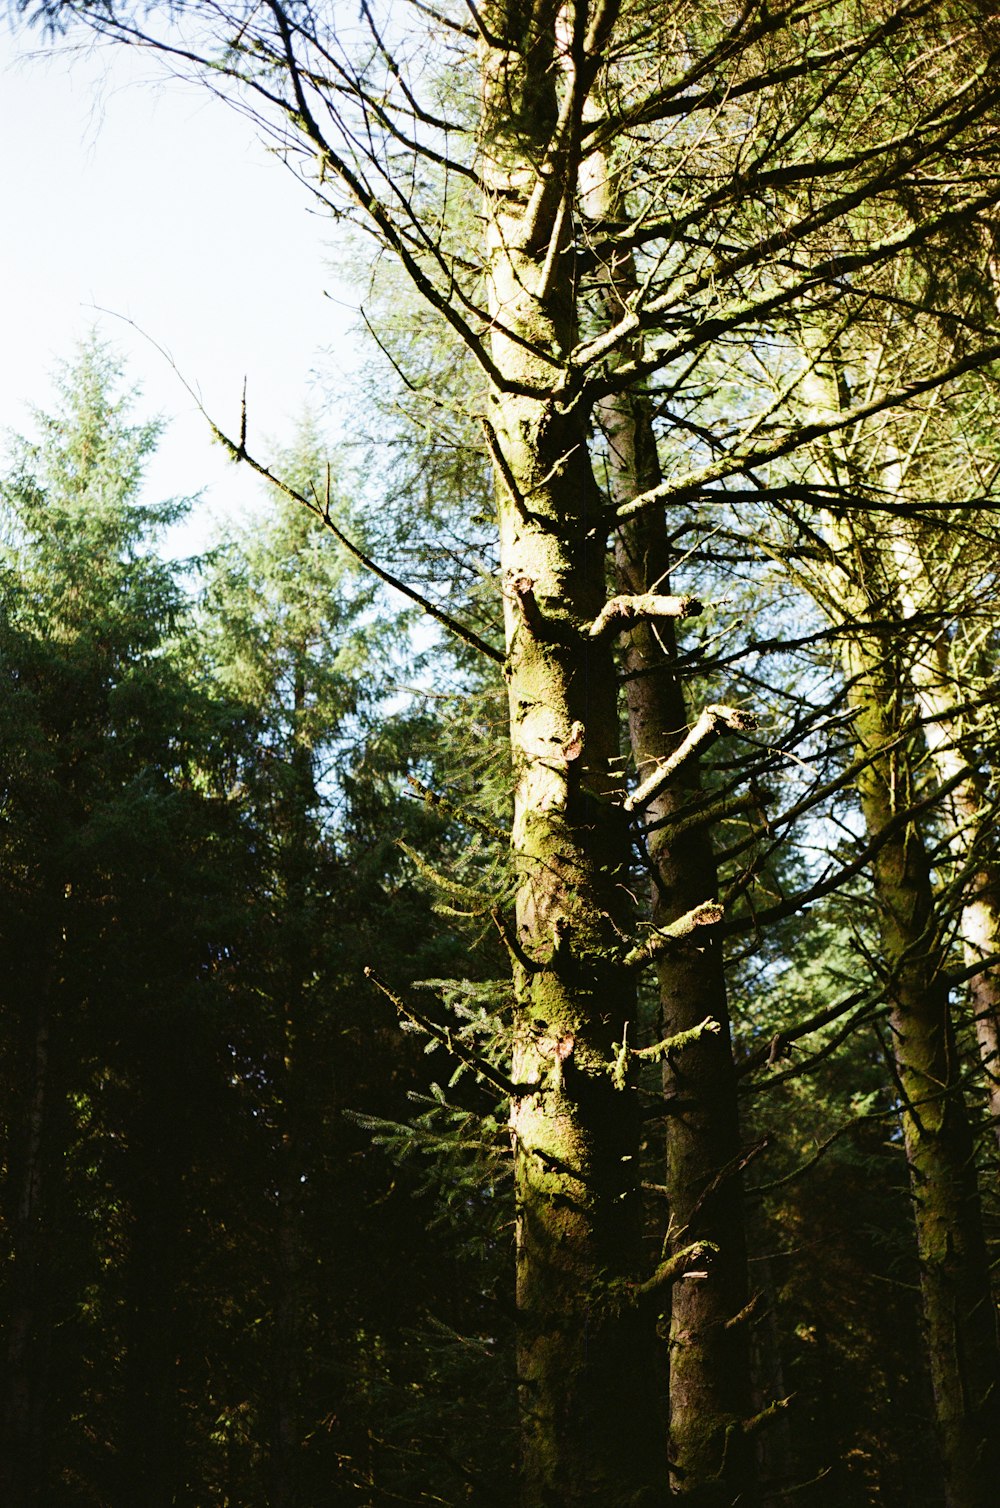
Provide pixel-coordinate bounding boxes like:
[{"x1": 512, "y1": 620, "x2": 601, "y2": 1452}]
[
  {"x1": 580, "y1": 146, "x2": 756, "y2": 1497},
  {"x1": 749, "y1": 297, "x2": 1000, "y2": 1503},
  {"x1": 0, "y1": 347, "x2": 508, "y2": 1506},
  {"x1": 0, "y1": 336, "x2": 245, "y2": 1506},
  {"x1": 19, "y1": 2, "x2": 1000, "y2": 1501}
]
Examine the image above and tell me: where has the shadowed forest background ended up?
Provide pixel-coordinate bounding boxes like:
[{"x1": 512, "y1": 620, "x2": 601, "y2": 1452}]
[{"x1": 4, "y1": 3, "x2": 1000, "y2": 1506}]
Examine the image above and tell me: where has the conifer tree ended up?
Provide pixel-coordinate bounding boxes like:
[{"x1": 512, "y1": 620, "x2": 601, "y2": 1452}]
[
  {"x1": 18, "y1": 2, "x2": 1000, "y2": 1501},
  {"x1": 0, "y1": 337, "x2": 243, "y2": 1506}
]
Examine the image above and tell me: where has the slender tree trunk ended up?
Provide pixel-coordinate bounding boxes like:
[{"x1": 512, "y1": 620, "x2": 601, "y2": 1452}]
[
  {"x1": 271, "y1": 1008, "x2": 304, "y2": 1508},
  {"x1": 841, "y1": 623, "x2": 1000, "y2": 1508},
  {"x1": 888, "y1": 529, "x2": 1000, "y2": 1151},
  {"x1": 580, "y1": 140, "x2": 756, "y2": 1504},
  {"x1": 1, "y1": 952, "x2": 55, "y2": 1508},
  {"x1": 907, "y1": 674, "x2": 1000, "y2": 1155},
  {"x1": 960, "y1": 874, "x2": 1000, "y2": 1144},
  {"x1": 800, "y1": 345, "x2": 1000, "y2": 1505},
  {"x1": 480, "y1": 8, "x2": 662, "y2": 1501},
  {"x1": 609, "y1": 393, "x2": 755, "y2": 1506},
  {"x1": 119, "y1": 1064, "x2": 185, "y2": 1508},
  {"x1": 749, "y1": 1254, "x2": 794, "y2": 1507},
  {"x1": 493, "y1": 325, "x2": 660, "y2": 1508},
  {"x1": 269, "y1": 691, "x2": 313, "y2": 1508}
]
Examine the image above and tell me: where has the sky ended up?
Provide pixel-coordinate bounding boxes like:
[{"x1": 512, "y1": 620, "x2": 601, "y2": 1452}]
[{"x1": 0, "y1": 19, "x2": 357, "y2": 555}]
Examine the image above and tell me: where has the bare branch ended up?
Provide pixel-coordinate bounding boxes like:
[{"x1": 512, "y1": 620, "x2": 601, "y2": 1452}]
[
  {"x1": 587, "y1": 592, "x2": 702, "y2": 640},
  {"x1": 624, "y1": 706, "x2": 757, "y2": 814}
]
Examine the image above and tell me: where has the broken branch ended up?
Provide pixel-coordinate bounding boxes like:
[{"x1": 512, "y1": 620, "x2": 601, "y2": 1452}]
[
  {"x1": 632, "y1": 1241, "x2": 719, "y2": 1299},
  {"x1": 624, "y1": 705, "x2": 757, "y2": 813},
  {"x1": 588, "y1": 592, "x2": 702, "y2": 640},
  {"x1": 623, "y1": 902, "x2": 724, "y2": 969},
  {"x1": 611, "y1": 1014, "x2": 721, "y2": 1087}
]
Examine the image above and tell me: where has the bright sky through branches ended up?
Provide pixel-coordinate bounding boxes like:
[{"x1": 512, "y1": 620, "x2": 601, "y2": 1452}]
[{"x1": 0, "y1": 23, "x2": 354, "y2": 555}]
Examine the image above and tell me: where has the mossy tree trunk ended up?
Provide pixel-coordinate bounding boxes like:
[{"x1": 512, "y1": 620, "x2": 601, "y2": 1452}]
[
  {"x1": 838, "y1": 618, "x2": 1000, "y2": 1508},
  {"x1": 888, "y1": 527, "x2": 1000, "y2": 1153},
  {"x1": 479, "y1": 6, "x2": 663, "y2": 1502},
  {"x1": 908, "y1": 678, "x2": 1000, "y2": 1159},
  {"x1": 799, "y1": 346, "x2": 1000, "y2": 1507}
]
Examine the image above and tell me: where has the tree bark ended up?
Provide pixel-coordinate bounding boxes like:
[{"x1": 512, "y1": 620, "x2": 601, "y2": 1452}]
[
  {"x1": 580, "y1": 137, "x2": 756, "y2": 1504},
  {"x1": 480, "y1": 7, "x2": 662, "y2": 1502},
  {"x1": 839, "y1": 617, "x2": 1000, "y2": 1508},
  {"x1": 887, "y1": 525, "x2": 1000, "y2": 1153},
  {"x1": 799, "y1": 346, "x2": 1000, "y2": 1507},
  {"x1": 269, "y1": 674, "x2": 316, "y2": 1508},
  {"x1": 1, "y1": 948, "x2": 55, "y2": 1508},
  {"x1": 608, "y1": 390, "x2": 755, "y2": 1507}
]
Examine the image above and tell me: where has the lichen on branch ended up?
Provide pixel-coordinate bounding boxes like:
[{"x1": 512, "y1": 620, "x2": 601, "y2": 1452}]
[
  {"x1": 587, "y1": 591, "x2": 702, "y2": 640},
  {"x1": 623, "y1": 704, "x2": 757, "y2": 813},
  {"x1": 610, "y1": 1014, "x2": 722, "y2": 1088},
  {"x1": 622, "y1": 902, "x2": 725, "y2": 970}
]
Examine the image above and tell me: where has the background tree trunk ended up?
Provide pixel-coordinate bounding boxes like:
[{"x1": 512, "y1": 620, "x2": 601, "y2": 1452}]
[
  {"x1": 582, "y1": 143, "x2": 756, "y2": 1503},
  {"x1": 799, "y1": 344, "x2": 1000, "y2": 1507}
]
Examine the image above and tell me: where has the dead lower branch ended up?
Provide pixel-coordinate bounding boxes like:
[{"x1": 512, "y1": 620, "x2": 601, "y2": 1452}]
[
  {"x1": 623, "y1": 902, "x2": 724, "y2": 969},
  {"x1": 587, "y1": 592, "x2": 702, "y2": 640},
  {"x1": 624, "y1": 706, "x2": 757, "y2": 813}
]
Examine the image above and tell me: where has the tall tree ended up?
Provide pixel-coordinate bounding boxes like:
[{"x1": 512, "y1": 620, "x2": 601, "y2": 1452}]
[
  {"x1": 0, "y1": 336, "x2": 238, "y2": 1506},
  {"x1": 200, "y1": 430, "x2": 385, "y2": 1508},
  {"x1": 772, "y1": 325, "x2": 1000, "y2": 1506},
  {"x1": 580, "y1": 146, "x2": 755, "y2": 1499},
  {"x1": 21, "y1": 1, "x2": 1000, "y2": 1500}
]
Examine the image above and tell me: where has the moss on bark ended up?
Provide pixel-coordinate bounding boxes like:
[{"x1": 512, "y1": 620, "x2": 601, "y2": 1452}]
[{"x1": 479, "y1": 8, "x2": 664, "y2": 1501}]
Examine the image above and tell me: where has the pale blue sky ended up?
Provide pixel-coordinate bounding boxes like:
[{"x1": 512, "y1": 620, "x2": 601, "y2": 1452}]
[{"x1": 1, "y1": 22, "x2": 355, "y2": 553}]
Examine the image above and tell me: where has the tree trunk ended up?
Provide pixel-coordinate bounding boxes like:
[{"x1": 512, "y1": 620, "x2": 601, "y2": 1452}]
[
  {"x1": 580, "y1": 139, "x2": 756, "y2": 1503},
  {"x1": 269, "y1": 687, "x2": 314, "y2": 1508},
  {"x1": 1, "y1": 950, "x2": 55, "y2": 1508},
  {"x1": 888, "y1": 528, "x2": 1000, "y2": 1152},
  {"x1": 841, "y1": 622, "x2": 1000, "y2": 1508},
  {"x1": 906, "y1": 669, "x2": 1000, "y2": 1157},
  {"x1": 799, "y1": 346, "x2": 1000, "y2": 1506},
  {"x1": 494, "y1": 341, "x2": 661, "y2": 1508},
  {"x1": 266, "y1": 996, "x2": 306, "y2": 1508},
  {"x1": 609, "y1": 390, "x2": 755, "y2": 1507},
  {"x1": 480, "y1": 9, "x2": 662, "y2": 1501}
]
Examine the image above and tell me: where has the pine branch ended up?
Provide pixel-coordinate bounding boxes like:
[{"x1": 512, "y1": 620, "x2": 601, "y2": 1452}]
[
  {"x1": 748, "y1": 1108, "x2": 898, "y2": 1200},
  {"x1": 736, "y1": 987, "x2": 868, "y2": 1078},
  {"x1": 86, "y1": 308, "x2": 504, "y2": 664},
  {"x1": 405, "y1": 776, "x2": 507, "y2": 842},
  {"x1": 243, "y1": 443, "x2": 504, "y2": 663},
  {"x1": 364, "y1": 968, "x2": 524, "y2": 1100},
  {"x1": 396, "y1": 840, "x2": 493, "y2": 913},
  {"x1": 741, "y1": 1395, "x2": 795, "y2": 1438}
]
